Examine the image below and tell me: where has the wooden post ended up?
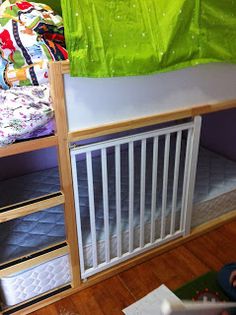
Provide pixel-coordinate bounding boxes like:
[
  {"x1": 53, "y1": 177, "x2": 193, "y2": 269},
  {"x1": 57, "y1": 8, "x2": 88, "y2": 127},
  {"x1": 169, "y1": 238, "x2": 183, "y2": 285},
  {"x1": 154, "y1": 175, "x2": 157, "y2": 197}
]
[{"x1": 49, "y1": 61, "x2": 81, "y2": 287}]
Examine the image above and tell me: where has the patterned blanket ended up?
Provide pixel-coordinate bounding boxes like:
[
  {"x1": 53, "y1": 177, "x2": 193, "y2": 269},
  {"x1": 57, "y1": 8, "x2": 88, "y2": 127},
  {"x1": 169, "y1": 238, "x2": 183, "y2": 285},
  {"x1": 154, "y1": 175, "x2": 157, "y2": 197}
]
[
  {"x1": 0, "y1": 83, "x2": 53, "y2": 146},
  {"x1": 0, "y1": 0, "x2": 67, "y2": 89}
]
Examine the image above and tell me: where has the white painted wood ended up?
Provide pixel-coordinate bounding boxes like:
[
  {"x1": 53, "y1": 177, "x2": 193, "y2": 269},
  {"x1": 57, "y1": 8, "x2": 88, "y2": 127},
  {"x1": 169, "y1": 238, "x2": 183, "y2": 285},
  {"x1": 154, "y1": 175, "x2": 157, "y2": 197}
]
[
  {"x1": 101, "y1": 148, "x2": 110, "y2": 263},
  {"x1": 70, "y1": 151, "x2": 86, "y2": 276},
  {"x1": 73, "y1": 122, "x2": 193, "y2": 154},
  {"x1": 71, "y1": 119, "x2": 198, "y2": 278},
  {"x1": 140, "y1": 139, "x2": 147, "y2": 248},
  {"x1": 128, "y1": 142, "x2": 134, "y2": 253},
  {"x1": 170, "y1": 131, "x2": 182, "y2": 235},
  {"x1": 183, "y1": 116, "x2": 202, "y2": 235},
  {"x1": 161, "y1": 134, "x2": 170, "y2": 239},
  {"x1": 115, "y1": 145, "x2": 122, "y2": 258},
  {"x1": 86, "y1": 152, "x2": 98, "y2": 268},
  {"x1": 180, "y1": 130, "x2": 192, "y2": 231},
  {"x1": 64, "y1": 64, "x2": 236, "y2": 132},
  {"x1": 150, "y1": 137, "x2": 159, "y2": 243}
]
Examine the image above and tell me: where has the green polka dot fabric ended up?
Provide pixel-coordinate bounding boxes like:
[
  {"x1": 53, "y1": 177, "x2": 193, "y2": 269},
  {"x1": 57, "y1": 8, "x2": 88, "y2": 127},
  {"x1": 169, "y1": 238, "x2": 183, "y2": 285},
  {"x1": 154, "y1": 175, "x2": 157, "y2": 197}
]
[{"x1": 61, "y1": 0, "x2": 236, "y2": 77}]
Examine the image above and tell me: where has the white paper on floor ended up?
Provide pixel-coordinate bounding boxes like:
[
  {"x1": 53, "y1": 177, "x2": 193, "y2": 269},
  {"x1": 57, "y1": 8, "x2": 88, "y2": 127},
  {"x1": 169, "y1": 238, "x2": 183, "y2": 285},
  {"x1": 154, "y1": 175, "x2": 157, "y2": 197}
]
[{"x1": 123, "y1": 284, "x2": 183, "y2": 315}]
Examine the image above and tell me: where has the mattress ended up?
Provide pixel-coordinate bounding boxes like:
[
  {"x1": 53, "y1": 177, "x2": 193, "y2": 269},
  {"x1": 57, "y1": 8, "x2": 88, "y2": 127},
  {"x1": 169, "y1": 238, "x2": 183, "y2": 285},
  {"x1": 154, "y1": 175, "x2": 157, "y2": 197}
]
[{"x1": 0, "y1": 254, "x2": 71, "y2": 307}]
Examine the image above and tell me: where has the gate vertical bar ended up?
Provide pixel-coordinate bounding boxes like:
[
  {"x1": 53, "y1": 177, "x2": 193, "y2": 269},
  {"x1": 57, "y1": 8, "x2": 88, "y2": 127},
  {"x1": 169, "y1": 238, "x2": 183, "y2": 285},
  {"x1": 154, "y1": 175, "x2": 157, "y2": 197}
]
[
  {"x1": 183, "y1": 116, "x2": 202, "y2": 235},
  {"x1": 170, "y1": 131, "x2": 182, "y2": 235},
  {"x1": 180, "y1": 129, "x2": 192, "y2": 231},
  {"x1": 115, "y1": 145, "x2": 122, "y2": 258},
  {"x1": 128, "y1": 142, "x2": 134, "y2": 252},
  {"x1": 86, "y1": 151, "x2": 98, "y2": 268},
  {"x1": 150, "y1": 136, "x2": 159, "y2": 243},
  {"x1": 161, "y1": 134, "x2": 170, "y2": 239},
  {"x1": 70, "y1": 152, "x2": 86, "y2": 277},
  {"x1": 140, "y1": 139, "x2": 147, "y2": 248},
  {"x1": 101, "y1": 148, "x2": 110, "y2": 263}
]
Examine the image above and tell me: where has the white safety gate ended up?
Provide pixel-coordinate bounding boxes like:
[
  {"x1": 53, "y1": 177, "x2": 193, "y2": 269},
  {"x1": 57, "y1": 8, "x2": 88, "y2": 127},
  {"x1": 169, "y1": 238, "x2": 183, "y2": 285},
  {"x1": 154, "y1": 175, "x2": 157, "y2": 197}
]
[{"x1": 71, "y1": 116, "x2": 202, "y2": 279}]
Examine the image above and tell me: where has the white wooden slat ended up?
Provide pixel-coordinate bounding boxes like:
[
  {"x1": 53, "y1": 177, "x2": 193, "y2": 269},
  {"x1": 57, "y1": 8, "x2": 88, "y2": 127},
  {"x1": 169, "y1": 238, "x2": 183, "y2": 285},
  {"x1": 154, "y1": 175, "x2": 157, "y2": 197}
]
[
  {"x1": 170, "y1": 131, "x2": 182, "y2": 235},
  {"x1": 101, "y1": 148, "x2": 110, "y2": 263},
  {"x1": 140, "y1": 139, "x2": 147, "y2": 248},
  {"x1": 161, "y1": 134, "x2": 170, "y2": 239},
  {"x1": 115, "y1": 145, "x2": 122, "y2": 258},
  {"x1": 128, "y1": 142, "x2": 134, "y2": 253},
  {"x1": 86, "y1": 151, "x2": 98, "y2": 268},
  {"x1": 180, "y1": 129, "x2": 192, "y2": 231},
  {"x1": 183, "y1": 116, "x2": 202, "y2": 235},
  {"x1": 74, "y1": 122, "x2": 194, "y2": 155},
  {"x1": 70, "y1": 152, "x2": 86, "y2": 276},
  {"x1": 150, "y1": 137, "x2": 159, "y2": 243}
]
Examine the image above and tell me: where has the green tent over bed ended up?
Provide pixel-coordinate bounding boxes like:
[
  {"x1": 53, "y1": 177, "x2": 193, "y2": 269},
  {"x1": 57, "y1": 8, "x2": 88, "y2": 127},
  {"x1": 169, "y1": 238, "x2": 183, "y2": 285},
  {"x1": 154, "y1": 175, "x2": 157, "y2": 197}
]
[{"x1": 61, "y1": 0, "x2": 236, "y2": 78}]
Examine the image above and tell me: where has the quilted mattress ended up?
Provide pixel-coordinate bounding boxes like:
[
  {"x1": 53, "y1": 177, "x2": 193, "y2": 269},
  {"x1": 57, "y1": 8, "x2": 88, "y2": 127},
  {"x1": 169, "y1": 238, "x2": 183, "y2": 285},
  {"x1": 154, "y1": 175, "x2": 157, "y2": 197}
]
[{"x1": 0, "y1": 254, "x2": 71, "y2": 307}]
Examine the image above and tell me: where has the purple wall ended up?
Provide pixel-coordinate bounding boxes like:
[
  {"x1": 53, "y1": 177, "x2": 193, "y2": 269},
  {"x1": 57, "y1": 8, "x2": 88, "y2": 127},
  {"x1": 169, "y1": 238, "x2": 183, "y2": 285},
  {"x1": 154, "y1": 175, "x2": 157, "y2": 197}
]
[
  {"x1": 200, "y1": 108, "x2": 236, "y2": 161},
  {"x1": 0, "y1": 147, "x2": 58, "y2": 180}
]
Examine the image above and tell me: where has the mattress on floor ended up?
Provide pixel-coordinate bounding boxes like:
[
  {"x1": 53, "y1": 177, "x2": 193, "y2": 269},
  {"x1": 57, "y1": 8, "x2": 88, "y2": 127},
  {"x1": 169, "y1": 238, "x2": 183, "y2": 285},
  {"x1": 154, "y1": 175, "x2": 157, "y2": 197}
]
[{"x1": 0, "y1": 254, "x2": 71, "y2": 307}]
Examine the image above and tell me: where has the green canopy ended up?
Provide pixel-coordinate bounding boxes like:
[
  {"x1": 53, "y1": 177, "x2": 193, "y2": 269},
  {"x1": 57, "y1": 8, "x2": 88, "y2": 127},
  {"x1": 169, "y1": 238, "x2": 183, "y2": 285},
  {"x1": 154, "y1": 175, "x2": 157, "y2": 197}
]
[{"x1": 61, "y1": 0, "x2": 236, "y2": 78}]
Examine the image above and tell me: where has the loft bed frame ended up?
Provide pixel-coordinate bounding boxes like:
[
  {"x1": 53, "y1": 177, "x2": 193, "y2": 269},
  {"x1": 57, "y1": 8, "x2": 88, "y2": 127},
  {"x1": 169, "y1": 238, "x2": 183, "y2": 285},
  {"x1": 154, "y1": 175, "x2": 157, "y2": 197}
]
[{"x1": 0, "y1": 60, "x2": 236, "y2": 314}]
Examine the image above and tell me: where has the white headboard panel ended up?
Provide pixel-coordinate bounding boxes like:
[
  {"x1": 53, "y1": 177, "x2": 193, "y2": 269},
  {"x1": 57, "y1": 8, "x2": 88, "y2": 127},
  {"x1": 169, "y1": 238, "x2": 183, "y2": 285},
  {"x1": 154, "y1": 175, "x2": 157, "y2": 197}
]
[{"x1": 64, "y1": 63, "x2": 236, "y2": 132}]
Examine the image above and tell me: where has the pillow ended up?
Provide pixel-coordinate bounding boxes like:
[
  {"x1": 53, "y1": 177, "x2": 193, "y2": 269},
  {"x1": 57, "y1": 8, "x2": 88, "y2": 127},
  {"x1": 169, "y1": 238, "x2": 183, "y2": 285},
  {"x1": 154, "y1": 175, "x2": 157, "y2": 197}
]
[{"x1": 0, "y1": 0, "x2": 67, "y2": 89}]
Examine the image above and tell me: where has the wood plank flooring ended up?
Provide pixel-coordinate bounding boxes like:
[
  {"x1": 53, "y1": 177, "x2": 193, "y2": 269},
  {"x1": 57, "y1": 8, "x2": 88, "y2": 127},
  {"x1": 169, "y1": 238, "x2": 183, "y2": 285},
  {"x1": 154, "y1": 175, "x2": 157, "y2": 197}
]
[{"x1": 31, "y1": 219, "x2": 236, "y2": 315}]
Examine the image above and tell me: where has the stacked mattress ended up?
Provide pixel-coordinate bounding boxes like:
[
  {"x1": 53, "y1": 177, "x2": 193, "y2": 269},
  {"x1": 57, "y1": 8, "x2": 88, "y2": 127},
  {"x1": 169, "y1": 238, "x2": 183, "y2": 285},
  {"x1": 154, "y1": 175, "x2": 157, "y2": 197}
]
[
  {"x1": 1, "y1": 144, "x2": 236, "y2": 307},
  {"x1": 0, "y1": 167, "x2": 70, "y2": 307}
]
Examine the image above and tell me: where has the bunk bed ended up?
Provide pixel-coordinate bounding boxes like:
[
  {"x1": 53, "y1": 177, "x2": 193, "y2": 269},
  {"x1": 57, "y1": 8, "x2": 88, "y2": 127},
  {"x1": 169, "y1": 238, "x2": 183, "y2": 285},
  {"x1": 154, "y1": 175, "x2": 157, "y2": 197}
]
[{"x1": 1, "y1": 1, "x2": 236, "y2": 314}]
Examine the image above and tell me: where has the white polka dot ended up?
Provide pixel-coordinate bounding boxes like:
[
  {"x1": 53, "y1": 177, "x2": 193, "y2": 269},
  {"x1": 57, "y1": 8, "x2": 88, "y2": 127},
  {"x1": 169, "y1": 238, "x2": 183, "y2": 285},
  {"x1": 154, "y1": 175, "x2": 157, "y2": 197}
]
[
  {"x1": 75, "y1": 13, "x2": 79, "y2": 17},
  {"x1": 142, "y1": 32, "x2": 146, "y2": 37}
]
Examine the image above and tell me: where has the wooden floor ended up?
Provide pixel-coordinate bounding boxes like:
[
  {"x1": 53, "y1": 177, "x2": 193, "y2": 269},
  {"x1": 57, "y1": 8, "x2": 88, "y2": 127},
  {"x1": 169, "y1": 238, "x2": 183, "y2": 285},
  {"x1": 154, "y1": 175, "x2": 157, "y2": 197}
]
[{"x1": 31, "y1": 218, "x2": 236, "y2": 315}]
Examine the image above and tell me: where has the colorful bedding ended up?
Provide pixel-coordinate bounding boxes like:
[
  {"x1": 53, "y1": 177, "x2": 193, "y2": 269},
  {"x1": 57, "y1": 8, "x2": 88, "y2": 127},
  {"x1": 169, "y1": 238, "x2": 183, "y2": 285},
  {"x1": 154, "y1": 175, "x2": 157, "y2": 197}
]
[
  {"x1": 0, "y1": 0, "x2": 67, "y2": 89},
  {"x1": 0, "y1": 83, "x2": 53, "y2": 146},
  {"x1": 62, "y1": 0, "x2": 236, "y2": 78}
]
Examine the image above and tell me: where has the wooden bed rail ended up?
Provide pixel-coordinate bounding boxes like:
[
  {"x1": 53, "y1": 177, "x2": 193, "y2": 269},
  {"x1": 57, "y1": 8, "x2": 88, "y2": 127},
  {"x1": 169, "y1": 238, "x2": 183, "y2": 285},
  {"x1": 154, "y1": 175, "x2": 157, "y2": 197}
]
[{"x1": 0, "y1": 135, "x2": 58, "y2": 158}]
